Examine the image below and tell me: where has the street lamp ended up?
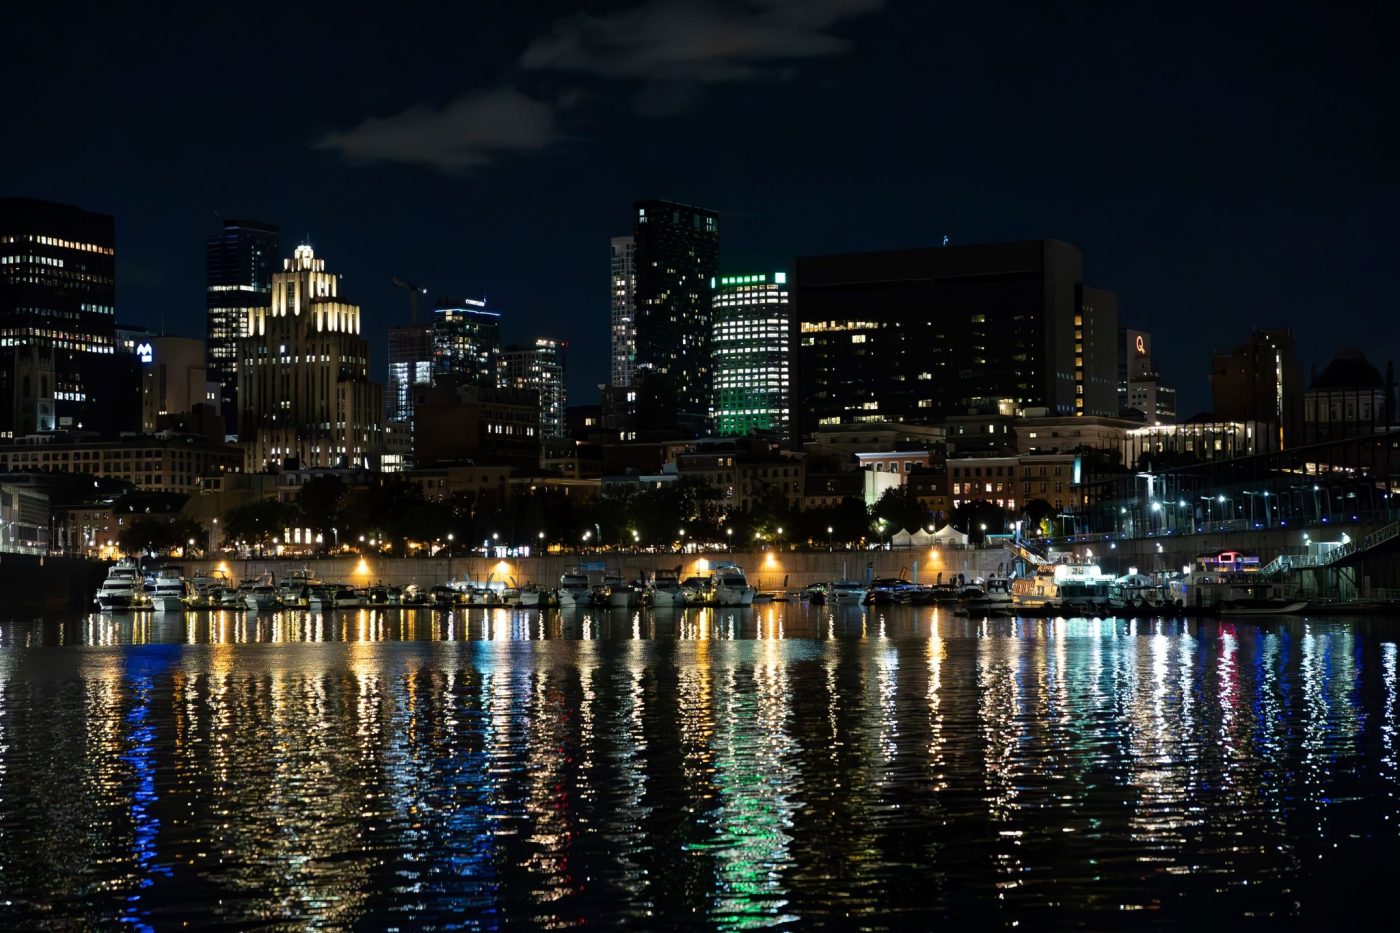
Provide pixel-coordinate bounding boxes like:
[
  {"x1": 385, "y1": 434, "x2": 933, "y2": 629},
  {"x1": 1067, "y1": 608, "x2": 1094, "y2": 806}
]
[
  {"x1": 827, "y1": 525, "x2": 834, "y2": 551},
  {"x1": 979, "y1": 522, "x2": 987, "y2": 547},
  {"x1": 726, "y1": 527, "x2": 733, "y2": 552}
]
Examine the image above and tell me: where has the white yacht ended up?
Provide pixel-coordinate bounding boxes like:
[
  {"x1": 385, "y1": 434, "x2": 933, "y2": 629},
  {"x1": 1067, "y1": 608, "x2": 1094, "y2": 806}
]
[
  {"x1": 681, "y1": 575, "x2": 713, "y2": 606},
  {"x1": 243, "y1": 573, "x2": 281, "y2": 611},
  {"x1": 648, "y1": 569, "x2": 687, "y2": 609},
  {"x1": 602, "y1": 573, "x2": 640, "y2": 609},
  {"x1": 150, "y1": 566, "x2": 188, "y2": 612},
  {"x1": 828, "y1": 579, "x2": 867, "y2": 605},
  {"x1": 278, "y1": 565, "x2": 319, "y2": 608},
  {"x1": 558, "y1": 568, "x2": 593, "y2": 609},
  {"x1": 96, "y1": 559, "x2": 151, "y2": 613},
  {"x1": 518, "y1": 584, "x2": 556, "y2": 608},
  {"x1": 713, "y1": 563, "x2": 756, "y2": 607},
  {"x1": 956, "y1": 576, "x2": 1013, "y2": 615}
]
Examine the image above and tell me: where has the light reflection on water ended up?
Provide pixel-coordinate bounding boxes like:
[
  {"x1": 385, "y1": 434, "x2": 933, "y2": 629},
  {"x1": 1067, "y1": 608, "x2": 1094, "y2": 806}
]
[{"x1": 0, "y1": 605, "x2": 1398, "y2": 928}]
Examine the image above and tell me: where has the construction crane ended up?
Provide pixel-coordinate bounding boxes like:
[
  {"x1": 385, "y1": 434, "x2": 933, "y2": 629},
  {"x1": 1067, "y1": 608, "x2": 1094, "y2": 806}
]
[{"x1": 391, "y1": 277, "x2": 426, "y2": 324}]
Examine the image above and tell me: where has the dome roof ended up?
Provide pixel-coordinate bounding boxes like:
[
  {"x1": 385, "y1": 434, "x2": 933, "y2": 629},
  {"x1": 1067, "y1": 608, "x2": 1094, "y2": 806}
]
[{"x1": 1310, "y1": 348, "x2": 1383, "y2": 391}]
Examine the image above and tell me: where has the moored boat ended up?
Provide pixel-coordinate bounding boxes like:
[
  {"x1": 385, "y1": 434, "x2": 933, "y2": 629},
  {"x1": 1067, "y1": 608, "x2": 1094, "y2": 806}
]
[{"x1": 713, "y1": 563, "x2": 756, "y2": 607}]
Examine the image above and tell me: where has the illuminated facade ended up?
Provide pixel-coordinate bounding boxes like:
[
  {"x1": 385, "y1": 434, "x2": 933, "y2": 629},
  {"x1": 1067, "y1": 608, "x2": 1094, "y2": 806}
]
[
  {"x1": 710, "y1": 272, "x2": 790, "y2": 439},
  {"x1": 432, "y1": 299, "x2": 500, "y2": 389},
  {"x1": 0, "y1": 197, "x2": 121, "y2": 435},
  {"x1": 632, "y1": 200, "x2": 719, "y2": 433},
  {"x1": 236, "y1": 244, "x2": 382, "y2": 470},
  {"x1": 500, "y1": 338, "x2": 567, "y2": 439},
  {"x1": 206, "y1": 219, "x2": 278, "y2": 434},
  {"x1": 794, "y1": 240, "x2": 1118, "y2": 440},
  {"x1": 0, "y1": 434, "x2": 242, "y2": 494},
  {"x1": 387, "y1": 322, "x2": 434, "y2": 423},
  {"x1": 610, "y1": 235, "x2": 636, "y2": 387}
]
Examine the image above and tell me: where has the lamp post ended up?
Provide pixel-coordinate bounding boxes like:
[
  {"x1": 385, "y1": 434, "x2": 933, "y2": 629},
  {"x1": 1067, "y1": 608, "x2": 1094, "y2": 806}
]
[
  {"x1": 678, "y1": 528, "x2": 686, "y2": 554},
  {"x1": 979, "y1": 522, "x2": 987, "y2": 547},
  {"x1": 827, "y1": 525, "x2": 834, "y2": 552},
  {"x1": 726, "y1": 527, "x2": 733, "y2": 552}
]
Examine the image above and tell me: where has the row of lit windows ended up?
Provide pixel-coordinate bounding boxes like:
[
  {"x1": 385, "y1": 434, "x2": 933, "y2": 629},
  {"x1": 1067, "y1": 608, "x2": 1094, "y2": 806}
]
[{"x1": 0, "y1": 234, "x2": 113, "y2": 255}]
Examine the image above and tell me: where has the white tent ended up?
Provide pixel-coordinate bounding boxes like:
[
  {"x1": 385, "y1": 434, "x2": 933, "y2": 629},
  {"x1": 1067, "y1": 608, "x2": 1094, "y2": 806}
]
[
  {"x1": 930, "y1": 524, "x2": 969, "y2": 547},
  {"x1": 890, "y1": 527, "x2": 937, "y2": 548}
]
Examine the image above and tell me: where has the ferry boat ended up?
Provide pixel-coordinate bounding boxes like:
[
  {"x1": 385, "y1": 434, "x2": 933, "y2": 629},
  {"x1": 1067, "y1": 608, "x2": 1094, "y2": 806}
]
[
  {"x1": 1010, "y1": 561, "x2": 1114, "y2": 613},
  {"x1": 558, "y1": 568, "x2": 593, "y2": 609},
  {"x1": 1167, "y1": 549, "x2": 1292, "y2": 611},
  {"x1": 648, "y1": 569, "x2": 687, "y2": 609},
  {"x1": 150, "y1": 565, "x2": 188, "y2": 612},
  {"x1": 712, "y1": 562, "x2": 756, "y2": 607},
  {"x1": 95, "y1": 559, "x2": 152, "y2": 613}
]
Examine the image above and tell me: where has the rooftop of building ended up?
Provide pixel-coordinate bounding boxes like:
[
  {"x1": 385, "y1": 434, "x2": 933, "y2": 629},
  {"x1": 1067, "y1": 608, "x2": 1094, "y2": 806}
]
[{"x1": 1309, "y1": 348, "x2": 1384, "y2": 391}]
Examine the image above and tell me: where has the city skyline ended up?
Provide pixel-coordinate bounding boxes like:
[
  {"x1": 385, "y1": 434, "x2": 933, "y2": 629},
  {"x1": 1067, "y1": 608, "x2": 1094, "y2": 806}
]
[{"x1": 2, "y1": 3, "x2": 1393, "y2": 413}]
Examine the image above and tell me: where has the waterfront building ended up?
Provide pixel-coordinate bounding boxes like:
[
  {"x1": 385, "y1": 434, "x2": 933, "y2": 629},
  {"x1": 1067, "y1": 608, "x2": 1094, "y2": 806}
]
[
  {"x1": 1304, "y1": 348, "x2": 1394, "y2": 445},
  {"x1": 610, "y1": 235, "x2": 636, "y2": 388},
  {"x1": 412, "y1": 383, "x2": 540, "y2": 468},
  {"x1": 710, "y1": 271, "x2": 791, "y2": 439},
  {"x1": 1209, "y1": 327, "x2": 1304, "y2": 449},
  {"x1": 0, "y1": 197, "x2": 127, "y2": 436},
  {"x1": 0, "y1": 432, "x2": 241, "y2": 494},
  {"x1": 500, "y1": 338, "x2": 567, "y2": 439},
  {"x1": 236, "y1": 244, "x2": 382, "y2": 470},
  {"x1": 674, "y1": 437, "x2": 804, "y2": 513},
  {"x1": 793, "y1": 240, "x2": 1119, "y2": 440},
  {"x1": 432, "y1": 298, "x2": 500, "y2": 389},
  {"x1": 948, "y1": 452, "x2": 1080, "y2": 515},
  {"x1": 632, "y1": 200, "x2": 720, "y2": 433},
  {"x1": 0, "y1": 481, "x2": 49, "y2": 554},
  {"x1": 206, "y1": 219, "x2": 278, "y2": 434},
  {"x1": 1117, "y1": 328, "x2": 1177, "y2": 422}
]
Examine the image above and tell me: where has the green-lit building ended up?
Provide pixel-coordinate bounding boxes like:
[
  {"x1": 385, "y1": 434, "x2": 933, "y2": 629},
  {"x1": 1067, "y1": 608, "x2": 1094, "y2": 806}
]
[{"x1": 709, "y1": 272, "x2": 790, "y2": 440}]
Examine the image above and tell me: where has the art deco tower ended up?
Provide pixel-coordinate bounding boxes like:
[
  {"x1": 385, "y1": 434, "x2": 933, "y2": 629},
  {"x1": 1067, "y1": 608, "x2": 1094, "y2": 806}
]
[{"x1": 236, "y1": 244, "x2": 382, "y2": 469}]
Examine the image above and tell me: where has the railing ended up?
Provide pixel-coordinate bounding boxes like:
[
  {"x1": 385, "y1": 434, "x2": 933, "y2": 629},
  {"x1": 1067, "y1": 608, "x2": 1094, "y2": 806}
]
[{"x1": 1313, "y1": 520, "x2": 1400, "y2": 566}]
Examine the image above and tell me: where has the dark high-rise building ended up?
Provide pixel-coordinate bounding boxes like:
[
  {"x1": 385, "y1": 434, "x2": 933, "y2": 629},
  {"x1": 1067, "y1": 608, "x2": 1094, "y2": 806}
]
[
  {"x1": 610, "y1": 235, "x2": 636, "y2": 388},
  {"x1": 793, "y1": 240, "x2": 1118, "y2": 441},
  {"x1": 0, "y1": 197, "x2": 122, "y2": 436},
  {"x1": 632, "y1": 199, "x2": 719, "y2": 433},
  {"x1": 1117, "y1": 328, "x2": 1177, "y2": 422},
  {"x1": 1210, "y1": 328, "x2": 1304, "y2": 449},
  {"x1": 206, "y1": 219, "x2": 279, "y2": 435},
  {"x1": 432, "y1": 299, "x2": 501, "y2": 389}
]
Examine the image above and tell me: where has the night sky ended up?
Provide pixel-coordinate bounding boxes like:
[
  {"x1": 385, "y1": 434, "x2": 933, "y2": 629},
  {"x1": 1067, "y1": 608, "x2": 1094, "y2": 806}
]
[{"x1": 5, "y1": 1, "x2": 1395, "y2": 414}]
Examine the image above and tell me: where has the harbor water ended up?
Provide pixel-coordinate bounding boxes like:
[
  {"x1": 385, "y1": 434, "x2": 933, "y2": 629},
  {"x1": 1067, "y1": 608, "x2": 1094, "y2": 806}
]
[{"x1": 1, "y1": 603, "x2": 1398, "y2": 928}]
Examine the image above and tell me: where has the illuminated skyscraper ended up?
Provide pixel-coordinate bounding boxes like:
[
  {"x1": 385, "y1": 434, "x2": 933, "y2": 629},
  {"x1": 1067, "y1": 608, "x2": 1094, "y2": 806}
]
[
  {"x1": 236, "y1": 244, "x2": 382, "y2": 469},
  {"x1": 432, "y1": 299, "x2": 500, "y2": 389},
  {"x1": 710, "y1": 272, "x2": 790, "y2": 439},
  {"x1": 0, "y1": 197, "x2": 122, "y2": 435},
  {"x1": 387, "y1": 323, "x2": 434, "y2": 423},
  {"x1": 610, "y1": 235, "x2": 636, "y2": 387},
  {"x1": 632, "y1": 200, "x2": 719, "y2": 433},
  {"x1": 206, "y1": 219, "x2": 278, "y2": 434},
  {"x1": 500, "y1": 338, "x2": 567, "y2": 439}
]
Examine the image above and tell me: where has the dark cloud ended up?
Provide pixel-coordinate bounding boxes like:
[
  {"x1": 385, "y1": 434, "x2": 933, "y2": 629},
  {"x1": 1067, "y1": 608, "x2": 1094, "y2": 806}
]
[
  {"x1": 521, "y1": 0, "x2": 883, "y2": 83},
  {"x1": 314, "y1": 86, "x2": 567, "y2": 174},
  {"x1": 316, "y1": 0, "x2": 883, "y2": 172}
]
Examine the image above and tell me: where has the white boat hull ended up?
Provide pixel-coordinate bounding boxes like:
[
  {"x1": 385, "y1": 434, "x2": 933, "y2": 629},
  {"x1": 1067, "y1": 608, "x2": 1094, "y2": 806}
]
[
  {"x1": 650, "y1": 589, "x2": 686, "y2": 608},
  {"x1": 715, "y1": 586, "x2": 755, "y2": 607},
  {"x1": 559, "y1": 590, "x2": 592, "y2": 609},
  {"x1": 153, "y1": 596, "x2": 185, "y2": 613}
]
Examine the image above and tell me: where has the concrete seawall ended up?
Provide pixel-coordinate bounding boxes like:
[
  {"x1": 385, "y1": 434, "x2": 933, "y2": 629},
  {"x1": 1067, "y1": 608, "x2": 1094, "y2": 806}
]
[{"x1": 181, "y1": 547, "x2": 1011, "y2": 591}]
